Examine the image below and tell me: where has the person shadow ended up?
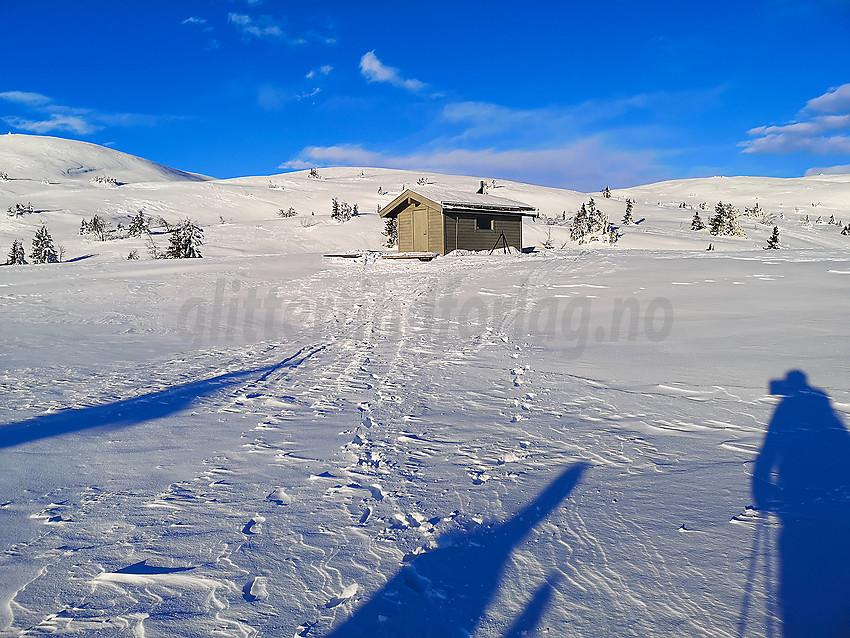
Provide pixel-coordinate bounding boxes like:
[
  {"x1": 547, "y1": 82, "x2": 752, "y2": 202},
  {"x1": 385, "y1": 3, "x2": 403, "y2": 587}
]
[
  {"x1": 324, "y1": 462, "x2": 587, "y2": 638},
  {"x1": 751, "y1": 370, "x2": 850, "y2": 637}
]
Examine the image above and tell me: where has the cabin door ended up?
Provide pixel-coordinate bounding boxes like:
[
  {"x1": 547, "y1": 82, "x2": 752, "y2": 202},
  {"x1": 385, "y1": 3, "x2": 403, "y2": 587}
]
[{"x1": 412, "y1": 209, "x2": 429, "y2": 251}]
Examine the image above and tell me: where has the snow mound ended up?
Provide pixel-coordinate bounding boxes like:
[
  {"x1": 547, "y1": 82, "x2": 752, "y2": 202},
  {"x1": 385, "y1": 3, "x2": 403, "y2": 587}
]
[{"x1": 0, "y1": 134, "x2": 209, "y2": 185}]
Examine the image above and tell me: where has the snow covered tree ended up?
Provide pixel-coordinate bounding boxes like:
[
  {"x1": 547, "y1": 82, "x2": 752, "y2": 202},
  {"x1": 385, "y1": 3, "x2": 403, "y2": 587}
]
[
  {"x1": 278, "y1": 207, "x2": 298, "y2": 217},
  {"x1": 709, "y1": 201, "x2": 745, "y2": 237},
  {"x1": 570, "y1": 203, "x2": 589, "y2": 241},
  {"x1": 6, "y1": 239, "x2": 26, "y2": 265},
  {"x1": 166, "y1": 219, "x2": 204, "y2": 259},
  {"x1": 842, "y1": 223, "x2": 850, "y2": 236},
  {"x1": 128, "y1": 210, "x2": 150, "y2": 236},
  {"x1": 331, "y1": 199, "x2": 354, "y2": 223},
  {"x1": 7, "y1": 202, "x2": 33, "y2": 217},
  {"x1": 382, "y1": 217, "x2": 398, "y2": 247},
  {"x1": 622, "y1": 199, "x2": 634, "y2": 225},
  {"x1": 30, "y1": 225, "x2": 58, "y2": 264},
  {"x1": 570, "y1": 198, "x2": 609, "y2": 243},
  {"x1": 602, "y1": 186, "x2": 611, "y2": 198},
  {"x1": 83, "y1": 214, "x2": 110, "y2": 241},
  {"x1": 691, "y1": 211, "x2": 706, "y2": 230},
  {"x1": 765, "y1": 226, "x2": 781, "y2": 249}
]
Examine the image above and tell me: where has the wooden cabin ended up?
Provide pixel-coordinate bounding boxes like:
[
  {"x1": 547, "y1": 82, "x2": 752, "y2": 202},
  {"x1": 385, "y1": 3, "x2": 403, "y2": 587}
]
[{"x1": 379, "y1": 186, "x2": 537, "y2": 254}]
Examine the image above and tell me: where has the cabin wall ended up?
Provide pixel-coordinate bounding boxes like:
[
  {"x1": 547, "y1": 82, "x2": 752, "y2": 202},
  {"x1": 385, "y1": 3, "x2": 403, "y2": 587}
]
[
  {"x1": 443, "y1": 212, "x2": 523, "y2": 253},
  {"x1": 396, "y1": 201, "x2": 443, "y2": 252}
]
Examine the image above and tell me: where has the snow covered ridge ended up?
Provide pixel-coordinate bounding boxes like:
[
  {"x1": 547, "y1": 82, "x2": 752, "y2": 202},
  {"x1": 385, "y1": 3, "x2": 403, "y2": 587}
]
[
  {"x1": 1, "y1": 133, "x2": 849, "y2": 263},
  {"x1": 0, "y1": 134, "x2": 209, "y2": 185}
]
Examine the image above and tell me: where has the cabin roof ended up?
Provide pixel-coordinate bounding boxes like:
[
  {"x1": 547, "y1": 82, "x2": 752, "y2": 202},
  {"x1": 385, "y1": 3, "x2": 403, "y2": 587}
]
[{"x1": 379, "y1": 187, "x2": 536, "y2": 218}]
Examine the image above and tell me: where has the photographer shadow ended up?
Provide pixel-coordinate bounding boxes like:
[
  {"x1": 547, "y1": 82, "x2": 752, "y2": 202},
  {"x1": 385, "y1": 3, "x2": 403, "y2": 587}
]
[{"x1": 752, "y1": 370, "x2": 850, "y2": 637}]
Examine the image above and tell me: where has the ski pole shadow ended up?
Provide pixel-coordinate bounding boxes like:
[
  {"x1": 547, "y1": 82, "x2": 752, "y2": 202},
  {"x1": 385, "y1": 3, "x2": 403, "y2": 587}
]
[
  {"x1": 0, "y1": 345, "x2": 322, "y2": 449},
  {"x1": 325, "y1": 462, "x2": 587, "y2": 638},
  {"x1": 751, "y1": 370, "x2": 850, "y2": 637}
]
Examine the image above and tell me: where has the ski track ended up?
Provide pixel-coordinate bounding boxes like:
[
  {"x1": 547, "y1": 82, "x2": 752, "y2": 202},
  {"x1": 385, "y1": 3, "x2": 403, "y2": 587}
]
[{"x1": 0, "y1": 255, "x2": 775, "y2": 636}]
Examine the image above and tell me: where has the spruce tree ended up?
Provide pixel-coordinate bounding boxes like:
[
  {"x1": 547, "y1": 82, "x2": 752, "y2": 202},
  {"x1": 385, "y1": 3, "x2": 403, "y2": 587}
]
[
  {"x1": 382, "y1": 217, "x2": 398, "y2": 247},
  {"x1": 30, "y1": 225, "x2": 58, "y2": 264},
  {"x1": 128, "y1": 210, "x2": 150, "y2": 236},
  {"x1": 709, "y1": 202, "x2": 745, "y2": 237},
  {"x1": 765, "y1": 226, "x2": 780, "y2": 249},
  {"x1": 570, "y1": 203, "x2": 589, "y2": 241},
  {"x1": 622, "y1": 199, "x2": 634, "y2": 225},
  {"x1": 603, "y1": 186, "x2": 611, "y2": 199},
  {"x1": 842, "y1": 223, "x2": 850, "y2": 236},
  {"x1": 6, "y1": 239, "x2": 26, "y2": 265},
  {"x1": 166, "y1": 219, "x2": 204, "y2": 258},
  {"x1": 691, "y1": 211, "x2": 706, "y2": 230}
]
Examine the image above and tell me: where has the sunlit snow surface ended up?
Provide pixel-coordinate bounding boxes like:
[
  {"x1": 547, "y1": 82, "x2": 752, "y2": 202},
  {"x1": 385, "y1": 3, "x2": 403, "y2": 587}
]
[{"x1": 1, "y1": 135, "x2": 849, "y2": 636}]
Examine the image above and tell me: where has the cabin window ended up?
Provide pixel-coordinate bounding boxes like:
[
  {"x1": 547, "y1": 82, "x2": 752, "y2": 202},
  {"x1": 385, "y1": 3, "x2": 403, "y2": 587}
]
[{"x1": 476, "y1": 216, "x2": 494, "y2": 230}]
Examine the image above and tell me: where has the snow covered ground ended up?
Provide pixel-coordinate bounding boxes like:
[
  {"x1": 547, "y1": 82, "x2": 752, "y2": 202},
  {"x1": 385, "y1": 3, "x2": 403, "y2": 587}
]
[{"x1": 1, "y1": 135, "x2": 849, "y2": 636}]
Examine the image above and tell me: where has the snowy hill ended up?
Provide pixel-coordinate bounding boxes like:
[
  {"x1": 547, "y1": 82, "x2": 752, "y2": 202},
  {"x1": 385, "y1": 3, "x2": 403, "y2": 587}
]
[
  {"x1": 1, "y1": 134, "x2": 849, "y2": 261},
  {"x1": 0, "y1": 134, "x2": 208, "y2": 186}
]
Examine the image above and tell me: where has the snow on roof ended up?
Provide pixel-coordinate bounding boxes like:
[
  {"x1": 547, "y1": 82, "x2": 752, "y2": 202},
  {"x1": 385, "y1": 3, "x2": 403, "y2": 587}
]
[{"x1": 408, "y1": 186, "x2": 536, "y2": 212}]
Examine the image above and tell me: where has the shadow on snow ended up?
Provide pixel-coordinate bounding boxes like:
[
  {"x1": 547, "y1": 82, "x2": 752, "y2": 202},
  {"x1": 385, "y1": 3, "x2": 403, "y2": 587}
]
[
  {"x1": 326, "y1": 462, "x2": 587, "y2": 638},
  {"x1": 0, "y1": 345, "x2": 322, "y2": 449},
  {"x1": 750, "y1": 370, "x2": 850, "y2": 637}
]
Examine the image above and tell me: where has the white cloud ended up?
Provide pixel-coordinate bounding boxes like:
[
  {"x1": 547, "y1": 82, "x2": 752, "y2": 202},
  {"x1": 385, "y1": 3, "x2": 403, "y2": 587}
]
[
  {"x1": 3, "y1": 114, "x2": 101, "y2": 135},
  {"x1": 306, "y1": 65, "x2": 333, "y2": 79},
  {"x1": 181, "y1": 17, "x2": 207, "y2": 26},
  {"x1": 804, "y1": 83, "x2": 850, "y2": 114},
  {"x1": 0, "y1": 91, "x2": 52, "y2": 106},
  {"x1": 743, "y1": 85, "x2": 850, "y2": 155},
  {"x1": 359, "y1": 51, "x2": 426, "y2": 92},
  {"x1": 280, "y1": 138, "x2": 666, "y2": 190},
  {"x1": 804, "y1": 164, "x2": 850, "y2": 176},
  {"x1": 228, "y1": 12, "x2": 307, "y2": 44},
  {"x1": 296, "y1": 88, "x2": 321, "y2": 101},
  {"x1": 1, "y1": 90, "x2": 185, "y2": 136}
]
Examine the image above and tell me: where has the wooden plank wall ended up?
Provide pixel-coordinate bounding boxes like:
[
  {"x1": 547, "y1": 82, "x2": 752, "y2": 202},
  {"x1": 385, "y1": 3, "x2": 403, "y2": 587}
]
[
  {"x1": 443, "y1": 212, "x2": 523, "y2": 252},
  {"x1": 396, "y1": 202, "x2": 444, "y2": 252},
  {"x1": 397, "y1": 208, "x2": 414, "y2": 252}
]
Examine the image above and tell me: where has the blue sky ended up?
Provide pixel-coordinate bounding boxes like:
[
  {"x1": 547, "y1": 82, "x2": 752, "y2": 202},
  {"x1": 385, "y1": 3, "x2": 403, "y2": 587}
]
[{"x1": 2, "y1": 0, "x2": 849, "y2": 190}]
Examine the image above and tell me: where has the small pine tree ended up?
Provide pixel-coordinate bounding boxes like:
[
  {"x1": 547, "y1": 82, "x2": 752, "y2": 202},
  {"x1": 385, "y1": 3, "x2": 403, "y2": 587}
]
[
  {"x1": 570, "y1": 203, "x2": 589, "y2": 241},
  {"x1": 166, "y1": 219, "x2": 204, "y2": 258},
  {"x1": 30, "y1": 225, "x2": 58, "y2": 264},
  {"x1": 765, "y1": 226, "x2": 780, "y2": 249},
  {"x1": 90, "y1": 215, "x2": 109, "y2": 241},
  {"x1": 6, "y1": 239, "x2": 27, "y2": 265},
  {"x1": 382, "y1": 217, "x2": 398, "y2": 247},
  {"x1": 603, "y1": 186, "x2": 611, "y2": 199},
  {"x1": 622, "y1": 199, "x2": 634, "y2": 225},
  {"x1": 842, "y1": 223, "x2": 850, "y2": 236},
  {"x1": 331, "y1": 197, "x2": 340, "y2": 219},
  {"x1": 128, "y1": 210, "x2": 150, "y2": 236},
  {"x1": 691, "y1": 211, "x2": 706, "y2": 230},
  {"x1": 709, "y1": 201, "x2": 745, "y2": 237}
]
